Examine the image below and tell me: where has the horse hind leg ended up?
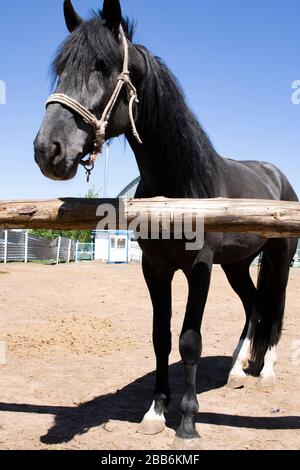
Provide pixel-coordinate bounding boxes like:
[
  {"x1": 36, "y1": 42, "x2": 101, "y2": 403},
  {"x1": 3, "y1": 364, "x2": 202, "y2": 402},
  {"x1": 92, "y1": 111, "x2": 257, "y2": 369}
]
[
  {"x1": 222, "y1": 258, "x2": 259, "y2": 389},
  {"x1": 228, "y1": 319, "x2": 255, "y2": 388},
  {"x1": 259, "y1": 346, "x2": 277, "y2": 387}
]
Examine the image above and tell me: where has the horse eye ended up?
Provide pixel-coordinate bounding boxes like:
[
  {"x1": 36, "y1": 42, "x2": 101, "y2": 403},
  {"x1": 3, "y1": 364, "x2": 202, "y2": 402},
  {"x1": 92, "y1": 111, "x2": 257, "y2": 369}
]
[{"x1": 94, "y1": 59, "x2": 107, "y2": 73}]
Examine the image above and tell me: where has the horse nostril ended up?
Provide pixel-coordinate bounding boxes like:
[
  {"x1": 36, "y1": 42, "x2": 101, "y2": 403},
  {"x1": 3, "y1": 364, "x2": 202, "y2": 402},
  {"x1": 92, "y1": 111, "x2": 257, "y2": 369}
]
[
  {"x1": 47, "y1": 140, "x2": 69, "y2": 178},
  {"x1": 34, "y1": 134, "x2": 71, "y2": 180},
  {"x1": 51, "y1": 142, "x2": 62, "y2": 165}
]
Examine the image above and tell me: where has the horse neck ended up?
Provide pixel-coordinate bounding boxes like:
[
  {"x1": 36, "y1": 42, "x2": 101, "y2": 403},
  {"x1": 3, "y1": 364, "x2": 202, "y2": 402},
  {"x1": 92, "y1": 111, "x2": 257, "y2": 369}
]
[{"x1": 126, "y1": 47, "x2": 220, "y2": 198}]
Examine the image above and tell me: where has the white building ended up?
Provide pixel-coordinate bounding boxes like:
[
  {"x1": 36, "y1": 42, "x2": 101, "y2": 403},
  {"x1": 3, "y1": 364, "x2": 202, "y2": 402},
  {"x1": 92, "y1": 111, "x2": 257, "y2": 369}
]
[
  {"x1": 93, "y1": 177, "x2": 142, "y2": 264},
  {"x1": 93, "y1": 231, "x2": 142, "y2": 264}
]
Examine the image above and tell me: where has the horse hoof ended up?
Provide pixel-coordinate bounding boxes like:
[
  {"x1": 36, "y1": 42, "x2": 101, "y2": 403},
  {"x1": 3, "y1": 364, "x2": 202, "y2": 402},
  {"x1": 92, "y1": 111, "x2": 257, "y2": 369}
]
[
  {"x1": 137, "y1": 419, "x2": 165, "y2": 435},
  {"x1": 172, "y1": 436, "x2": 202, "y2": 451},
  {"x1": 227, "y1": 373, "x2": 247, "y2": 389},
  {"x1": 259, "y1": 374, "x2": 276, "y2": 388}
]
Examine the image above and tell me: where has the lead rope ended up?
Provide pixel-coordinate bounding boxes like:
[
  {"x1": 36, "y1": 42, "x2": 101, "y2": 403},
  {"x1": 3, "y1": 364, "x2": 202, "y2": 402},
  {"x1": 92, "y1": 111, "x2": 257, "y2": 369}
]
[{"x1": 46, "y1": 26, "x2": 142, "y2": 182}]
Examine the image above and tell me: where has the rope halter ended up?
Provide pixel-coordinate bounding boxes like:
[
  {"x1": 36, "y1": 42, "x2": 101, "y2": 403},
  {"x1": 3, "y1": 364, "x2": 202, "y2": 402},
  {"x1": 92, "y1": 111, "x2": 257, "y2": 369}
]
[{"x1": 45, "y1": 26, "x2": 142, "y2": 180}]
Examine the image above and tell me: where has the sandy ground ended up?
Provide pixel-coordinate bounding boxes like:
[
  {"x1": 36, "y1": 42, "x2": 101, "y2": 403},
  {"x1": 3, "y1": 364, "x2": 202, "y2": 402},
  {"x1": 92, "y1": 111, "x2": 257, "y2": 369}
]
[{"x1": 0, "y1": 262, "x2": 299, "y2": 450}]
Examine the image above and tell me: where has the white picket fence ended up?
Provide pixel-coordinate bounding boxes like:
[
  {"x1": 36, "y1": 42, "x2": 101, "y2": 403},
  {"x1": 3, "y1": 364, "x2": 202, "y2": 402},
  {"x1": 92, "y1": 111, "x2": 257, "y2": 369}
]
[{"x1": 0, "y1": 230, "x2": 76, "y2": 264}]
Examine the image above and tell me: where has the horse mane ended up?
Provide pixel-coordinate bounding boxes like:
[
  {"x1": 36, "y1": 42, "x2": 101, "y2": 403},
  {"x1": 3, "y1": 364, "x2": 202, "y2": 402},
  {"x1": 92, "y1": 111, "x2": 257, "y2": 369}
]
[{"x1": 135, "y1": 46, "x2": 218, "y2": 197}]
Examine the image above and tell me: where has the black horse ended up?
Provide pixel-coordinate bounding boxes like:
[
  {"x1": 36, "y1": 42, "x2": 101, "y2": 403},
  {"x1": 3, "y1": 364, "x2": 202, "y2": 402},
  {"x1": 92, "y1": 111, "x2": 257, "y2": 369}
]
[{"x1": 34, "y1": 0, "x2": 298, "y2": 447}]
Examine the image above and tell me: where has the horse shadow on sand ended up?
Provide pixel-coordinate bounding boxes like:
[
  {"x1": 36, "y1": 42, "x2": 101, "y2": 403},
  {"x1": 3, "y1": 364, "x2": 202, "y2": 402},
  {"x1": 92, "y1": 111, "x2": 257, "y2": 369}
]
[{"x1": 0, "y1": 355, "x2": 299, "y2": 445}]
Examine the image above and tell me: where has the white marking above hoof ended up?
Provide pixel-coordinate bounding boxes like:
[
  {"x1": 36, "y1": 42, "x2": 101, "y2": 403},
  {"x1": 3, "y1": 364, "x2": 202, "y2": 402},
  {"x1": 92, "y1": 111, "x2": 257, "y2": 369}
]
[
  {"x1": 259, "y1": 347, "x2": 277, "y2": 388},
  {"x1": 229, "y1": 322, "x2": 254, "y2": 383},
  {"x1": 137, "y1": 402, "x2": 166, "y2": 435}
]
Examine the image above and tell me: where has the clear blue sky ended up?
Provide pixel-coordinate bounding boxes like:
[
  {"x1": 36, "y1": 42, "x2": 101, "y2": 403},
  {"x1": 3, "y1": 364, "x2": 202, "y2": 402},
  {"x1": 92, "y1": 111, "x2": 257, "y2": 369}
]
[{"x1": 0, "y1": 0, "x2": 299, "y2": 199}]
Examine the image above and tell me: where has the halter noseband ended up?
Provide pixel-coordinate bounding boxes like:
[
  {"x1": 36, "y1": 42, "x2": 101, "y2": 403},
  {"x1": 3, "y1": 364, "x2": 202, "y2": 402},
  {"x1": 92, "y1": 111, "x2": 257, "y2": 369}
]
[{"x1": 45, "y1": 26, "x2": 142, "y2": 180}]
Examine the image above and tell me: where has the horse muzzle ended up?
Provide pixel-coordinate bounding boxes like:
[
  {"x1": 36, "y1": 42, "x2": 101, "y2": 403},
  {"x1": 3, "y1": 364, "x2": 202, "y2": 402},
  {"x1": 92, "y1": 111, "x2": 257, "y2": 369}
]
[{"x1": 34, "y1": 135, "x2": 82, "y2": 181}]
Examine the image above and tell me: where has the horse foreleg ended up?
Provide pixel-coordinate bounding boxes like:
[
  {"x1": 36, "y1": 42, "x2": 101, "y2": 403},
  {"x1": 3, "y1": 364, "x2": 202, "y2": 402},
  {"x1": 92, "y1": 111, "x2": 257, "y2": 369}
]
[
  {"x1": 173, "y1": 260, "x2": 212, "y2": 449},
  {"x1": 137, "y1": 257, "x2": 173, "y2": 435}
]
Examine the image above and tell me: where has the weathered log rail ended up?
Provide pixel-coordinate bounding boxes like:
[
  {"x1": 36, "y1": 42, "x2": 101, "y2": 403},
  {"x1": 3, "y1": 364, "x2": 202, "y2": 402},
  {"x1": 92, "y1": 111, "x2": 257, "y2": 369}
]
[{"x1": 0, "y1": 198, "x2": 299, "y2": 238}]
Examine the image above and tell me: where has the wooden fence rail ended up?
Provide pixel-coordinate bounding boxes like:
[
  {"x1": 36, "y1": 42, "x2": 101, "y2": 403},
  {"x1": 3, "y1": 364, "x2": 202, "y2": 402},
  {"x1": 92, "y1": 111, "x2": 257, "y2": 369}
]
[{"x1": 0, "y1": 198, "x2": 300, "y2": 238}]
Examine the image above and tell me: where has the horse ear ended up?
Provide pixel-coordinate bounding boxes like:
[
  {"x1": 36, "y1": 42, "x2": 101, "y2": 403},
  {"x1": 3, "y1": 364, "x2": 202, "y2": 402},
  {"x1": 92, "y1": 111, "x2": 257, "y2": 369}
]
[
  {"x1": 102, "y1": 0, "x2": 122, "y2": 33},
  {"x1": 64, "y1": 0, "x2": 83, "y2": 33}
]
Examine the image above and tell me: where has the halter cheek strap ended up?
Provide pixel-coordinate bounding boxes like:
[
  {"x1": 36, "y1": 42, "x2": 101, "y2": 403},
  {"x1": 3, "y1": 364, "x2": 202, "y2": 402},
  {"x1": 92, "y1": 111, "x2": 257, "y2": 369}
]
[{"x1": 45, "y1": 26, "x2": 142, "y2": 179}]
